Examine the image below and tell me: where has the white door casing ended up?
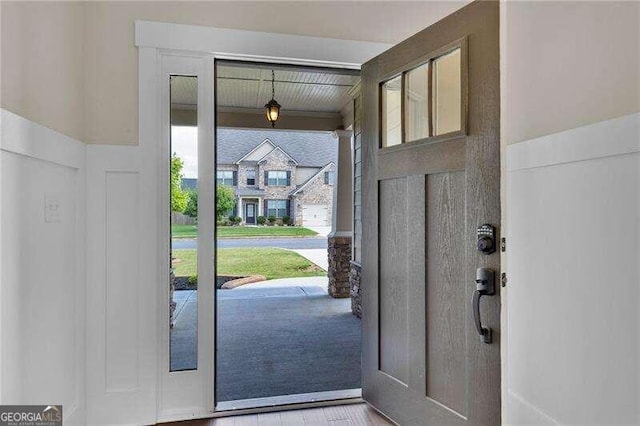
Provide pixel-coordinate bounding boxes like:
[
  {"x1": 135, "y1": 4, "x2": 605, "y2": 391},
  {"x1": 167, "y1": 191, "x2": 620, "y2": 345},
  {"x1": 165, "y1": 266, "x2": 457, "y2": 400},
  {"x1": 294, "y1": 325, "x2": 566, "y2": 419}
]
[
  {"x1": 82, "y1": 22, "x2": 391, "y2": 425},
  {"x1": 158, "y1": 53, "x2": 216, "y2": 422}
]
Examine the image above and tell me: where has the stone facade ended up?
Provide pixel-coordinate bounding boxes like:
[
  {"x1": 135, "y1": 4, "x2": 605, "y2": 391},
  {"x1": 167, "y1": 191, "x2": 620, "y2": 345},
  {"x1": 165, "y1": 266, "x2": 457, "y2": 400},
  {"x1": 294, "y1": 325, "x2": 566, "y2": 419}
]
[
  {"x1": 349, "y1": 261, "x2": 362, "y2": 318},
  {"x1": 237, "y1": 163, "x2": 257, "y2": 188},
  {"x1": 327, "y1": 235, "x2": 352, "y2": 298},
  {"x1": 257, "y1": 148, "x2": 297, "y2": 211},
  {"x1": 217, "y1": 142, "x2": 334, "y2": 225},
  {"x1": 291, "y1": 162, "x2": 335, "y2": 226}
]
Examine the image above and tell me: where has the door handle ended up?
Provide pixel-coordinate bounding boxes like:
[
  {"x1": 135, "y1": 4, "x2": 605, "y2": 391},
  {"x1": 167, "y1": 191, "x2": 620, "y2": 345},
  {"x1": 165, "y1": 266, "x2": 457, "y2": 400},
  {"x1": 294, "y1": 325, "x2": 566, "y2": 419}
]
[{"x1": 472, "y1": 268, "x2": 495, "y2": 344}]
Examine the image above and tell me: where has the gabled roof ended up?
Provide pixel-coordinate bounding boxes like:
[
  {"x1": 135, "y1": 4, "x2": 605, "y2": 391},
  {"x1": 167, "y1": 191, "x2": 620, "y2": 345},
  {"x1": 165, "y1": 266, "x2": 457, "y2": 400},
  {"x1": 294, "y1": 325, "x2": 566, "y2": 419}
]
[
  {"x1": 235, "y1": 138, "x2": 276, "y2": 164},
  {"x1": 256, "y1": 146, "x2": 298, "y2": 165},
  {"x1": 217, "y1": 128, "x2": 337, "y2": 167},
  {"x1": 291, "y1": 162, "x2": 335, "y2": 196}
]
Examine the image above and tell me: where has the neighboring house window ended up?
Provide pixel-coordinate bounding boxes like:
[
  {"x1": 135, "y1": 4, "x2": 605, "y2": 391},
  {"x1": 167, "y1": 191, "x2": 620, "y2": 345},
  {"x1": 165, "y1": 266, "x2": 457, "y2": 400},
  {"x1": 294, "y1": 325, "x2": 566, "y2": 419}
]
[
  {"x1": 217, "y1": 171, "x2": 236, "y2": 186},
  {"x1": 246, "y1": 169, "x2": 256, "y2": 186},
  {"x1": 266, "y1": 170, "x2": 290, "y2": 186},
  {"x1": 324, "y1": 171, "x2": 335, "y2": 185},
  {"x1": 266, "y1": 199, "x2": 288, "y2": 218}
]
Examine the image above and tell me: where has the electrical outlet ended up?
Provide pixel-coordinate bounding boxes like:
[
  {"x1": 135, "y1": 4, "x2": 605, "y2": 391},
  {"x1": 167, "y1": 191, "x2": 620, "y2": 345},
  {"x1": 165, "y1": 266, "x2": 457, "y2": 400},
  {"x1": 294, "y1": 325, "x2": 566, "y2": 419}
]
[{"x1": 45, "y1": 194, "x2": 61, "y2": 223}]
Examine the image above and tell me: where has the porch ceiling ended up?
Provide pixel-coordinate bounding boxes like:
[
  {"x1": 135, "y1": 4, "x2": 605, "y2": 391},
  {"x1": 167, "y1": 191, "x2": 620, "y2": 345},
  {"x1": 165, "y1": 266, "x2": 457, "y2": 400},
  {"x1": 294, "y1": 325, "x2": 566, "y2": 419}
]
[{"x1": 171, "y1": 64, "x2": 360, "y2": 115}]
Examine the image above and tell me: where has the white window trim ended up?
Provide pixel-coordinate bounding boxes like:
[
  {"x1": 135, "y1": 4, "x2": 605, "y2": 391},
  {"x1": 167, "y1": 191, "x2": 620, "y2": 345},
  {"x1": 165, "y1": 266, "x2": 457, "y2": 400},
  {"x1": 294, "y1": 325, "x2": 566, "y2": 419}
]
[{"x1": 134, "y1": 20, "x2": 391, "y2": 424}]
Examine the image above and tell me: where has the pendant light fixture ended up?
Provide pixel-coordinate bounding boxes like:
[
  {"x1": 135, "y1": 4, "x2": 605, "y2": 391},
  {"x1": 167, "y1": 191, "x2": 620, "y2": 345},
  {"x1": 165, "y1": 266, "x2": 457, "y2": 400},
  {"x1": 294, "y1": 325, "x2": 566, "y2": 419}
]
[{"x1": 264, "y1": 70, "x2": 281, "y2": 128}]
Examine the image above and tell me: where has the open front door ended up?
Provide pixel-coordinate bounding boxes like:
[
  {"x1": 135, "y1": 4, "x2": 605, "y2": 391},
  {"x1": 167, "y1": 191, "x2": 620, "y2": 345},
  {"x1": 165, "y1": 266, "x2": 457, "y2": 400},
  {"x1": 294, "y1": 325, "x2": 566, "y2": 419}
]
[{"x1": 361, "y1": 1, "x2": 500, "y2": 424}]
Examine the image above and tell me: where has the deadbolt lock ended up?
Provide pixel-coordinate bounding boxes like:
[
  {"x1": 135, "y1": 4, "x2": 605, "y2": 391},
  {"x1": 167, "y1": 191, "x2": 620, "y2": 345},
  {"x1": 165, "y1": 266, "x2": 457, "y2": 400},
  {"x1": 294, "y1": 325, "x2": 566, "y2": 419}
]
[{"x1": 477, "y1": 224, "x2": 496, "y2": 254}]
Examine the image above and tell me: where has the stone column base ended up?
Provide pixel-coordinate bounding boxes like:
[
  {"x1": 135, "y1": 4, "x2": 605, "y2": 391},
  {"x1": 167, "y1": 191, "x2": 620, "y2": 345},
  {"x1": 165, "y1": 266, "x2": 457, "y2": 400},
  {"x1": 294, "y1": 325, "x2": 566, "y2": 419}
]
[
  {"x1": 349, "y1": 261, "x2": 362, "y2": 318},
  {"x1": 327, "y1": 235, "x2": 352, "y2": 298}
]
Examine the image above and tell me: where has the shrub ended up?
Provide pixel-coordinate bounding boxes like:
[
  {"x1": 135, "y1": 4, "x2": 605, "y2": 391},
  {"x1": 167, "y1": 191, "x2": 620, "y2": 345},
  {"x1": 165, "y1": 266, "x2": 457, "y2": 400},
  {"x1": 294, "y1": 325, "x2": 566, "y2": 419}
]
[
  {"x1": 187, "y1": 275, "x2": 198, "y2": 289},
  {"x1": 267, "y1": 215, "x2": 277, "y2": 225},
  {"x1": 282, "y1": 215, "x2": 291, "y2": 226},
  {"x1": 232, "y1": 216, "x2": 242, "y2": 225},
  {"x1": 256, "y1": 216, "x2": 266, "y2": 225}
]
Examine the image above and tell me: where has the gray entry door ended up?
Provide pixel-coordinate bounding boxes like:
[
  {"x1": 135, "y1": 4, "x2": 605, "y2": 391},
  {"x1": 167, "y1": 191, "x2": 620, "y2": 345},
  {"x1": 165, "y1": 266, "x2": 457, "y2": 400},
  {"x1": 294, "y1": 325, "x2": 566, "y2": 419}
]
[
  {"x1": 361, "y1": 1, "x2": 501, "y2": 424},
  {"x1": 245, "y1": 202, "x2": 256, "y2": 224}
]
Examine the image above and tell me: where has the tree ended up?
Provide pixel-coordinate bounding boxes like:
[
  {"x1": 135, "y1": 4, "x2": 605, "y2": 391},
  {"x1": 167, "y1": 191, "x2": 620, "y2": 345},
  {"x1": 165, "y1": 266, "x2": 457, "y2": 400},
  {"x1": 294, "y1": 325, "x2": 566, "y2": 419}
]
[
  {"x1": 182, "y1": 185, "x2": 236, "y2": 220},
  {"x1": 170, "y1": 153, "x2": 188, "y2": 213},
  {"x1": 216, "y1": 185, "x2": 236, "y2": 220},
  {"x1": 184, "y1": 189, "x2": 197, "y2": 218}
]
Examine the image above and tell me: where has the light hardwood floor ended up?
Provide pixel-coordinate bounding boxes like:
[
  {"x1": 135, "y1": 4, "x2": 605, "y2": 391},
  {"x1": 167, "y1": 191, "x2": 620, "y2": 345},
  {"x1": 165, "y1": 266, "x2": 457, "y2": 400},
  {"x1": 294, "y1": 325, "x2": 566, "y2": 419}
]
[{"x1": 160, "y1": 403, "x2": 393, "y2": 425}]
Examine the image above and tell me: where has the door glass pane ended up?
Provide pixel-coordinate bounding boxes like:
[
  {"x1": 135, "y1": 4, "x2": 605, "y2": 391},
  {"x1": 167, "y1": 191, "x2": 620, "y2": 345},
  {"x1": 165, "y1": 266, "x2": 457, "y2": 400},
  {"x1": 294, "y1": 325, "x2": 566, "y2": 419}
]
[
  {"x1": 170, "y1": 75, "x2": 198, "y2": 371},
  {"x1": 381, "y1": 76, "x2": 402, "y2": 147},
  {"x1": 432, "y1": 48, "x2": 461, "y2": 136},
  {"x1": 405, "y1": 63, "x2": 430, "y2": 142}
]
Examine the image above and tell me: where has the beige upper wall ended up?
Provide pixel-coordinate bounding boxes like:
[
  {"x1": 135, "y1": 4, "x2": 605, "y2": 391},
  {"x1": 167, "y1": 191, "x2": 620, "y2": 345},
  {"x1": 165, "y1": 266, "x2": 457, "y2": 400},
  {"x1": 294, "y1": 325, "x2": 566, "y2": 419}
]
[
  {"x1": 1, "y1": 1, "x2": 85, "y2": 142},
  {"x1": 7, "y1": 1, "x2": 635, "y2": 146},
  {"x1": 2, "y1": 0, "x2": 466, "y2": 145},
  {"x1": 503, "y1": 1, "x2": 640, "y2": 145}
]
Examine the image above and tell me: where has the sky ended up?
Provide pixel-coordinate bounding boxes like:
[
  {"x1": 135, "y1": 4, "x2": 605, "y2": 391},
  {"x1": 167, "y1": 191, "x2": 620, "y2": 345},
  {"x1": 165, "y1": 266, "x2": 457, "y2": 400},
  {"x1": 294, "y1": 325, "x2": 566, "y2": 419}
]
[{"x1": 171, "y1": 126, "x2": 198, "y2": 179}]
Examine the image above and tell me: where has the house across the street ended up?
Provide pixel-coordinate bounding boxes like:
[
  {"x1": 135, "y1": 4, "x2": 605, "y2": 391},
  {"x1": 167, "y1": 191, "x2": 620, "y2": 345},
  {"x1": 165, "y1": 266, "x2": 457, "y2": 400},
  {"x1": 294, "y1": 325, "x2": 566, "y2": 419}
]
[{"x1": 185, "y1": 128, "x2": 338, "y2": 226}]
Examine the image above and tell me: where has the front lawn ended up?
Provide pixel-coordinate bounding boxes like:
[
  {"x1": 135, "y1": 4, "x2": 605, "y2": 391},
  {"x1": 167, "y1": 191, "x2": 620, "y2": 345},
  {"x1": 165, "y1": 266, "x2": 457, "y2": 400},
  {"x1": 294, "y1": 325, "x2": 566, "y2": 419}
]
[
  {"x1": 171, "y1": 224, "x2": 198, "y2": 238},
  {"x1": 217, "y1": 226, "x2": 318, "y2": 238},
  {"x1": 172, "y1": 248, "x2": 326, "y2": 280},
  {"x1": 171, "y1": 225, "x2": 318, "y2": 239}
]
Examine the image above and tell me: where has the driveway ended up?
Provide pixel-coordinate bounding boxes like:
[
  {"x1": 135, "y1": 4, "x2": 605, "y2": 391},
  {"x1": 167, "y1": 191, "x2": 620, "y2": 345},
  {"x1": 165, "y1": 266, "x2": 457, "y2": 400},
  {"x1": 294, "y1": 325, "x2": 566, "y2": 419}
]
[{"x1": 172, "y1": 237, "x2": 327, "y2": 250}]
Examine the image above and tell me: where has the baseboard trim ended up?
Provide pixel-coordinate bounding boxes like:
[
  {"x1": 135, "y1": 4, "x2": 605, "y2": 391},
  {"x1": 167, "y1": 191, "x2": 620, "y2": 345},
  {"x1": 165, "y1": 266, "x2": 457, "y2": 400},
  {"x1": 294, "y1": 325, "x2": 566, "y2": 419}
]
[{"x1": 215, "y1": 388, "x2": 362, "y2": 412}]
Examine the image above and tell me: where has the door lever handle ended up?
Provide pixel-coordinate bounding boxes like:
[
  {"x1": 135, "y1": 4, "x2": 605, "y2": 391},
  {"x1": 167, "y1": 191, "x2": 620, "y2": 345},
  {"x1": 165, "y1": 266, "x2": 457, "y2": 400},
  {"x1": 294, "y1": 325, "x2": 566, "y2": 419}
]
[{"x1": 472, "y1": 268, "x2": 495, "y2": 344}]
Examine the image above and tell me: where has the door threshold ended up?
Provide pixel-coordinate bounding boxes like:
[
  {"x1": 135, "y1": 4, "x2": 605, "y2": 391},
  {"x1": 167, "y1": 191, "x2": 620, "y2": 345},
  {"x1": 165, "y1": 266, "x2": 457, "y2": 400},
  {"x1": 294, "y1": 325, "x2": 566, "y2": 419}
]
[{"x1": 215, "y1": 388, "x2": 362, "y2": 414}]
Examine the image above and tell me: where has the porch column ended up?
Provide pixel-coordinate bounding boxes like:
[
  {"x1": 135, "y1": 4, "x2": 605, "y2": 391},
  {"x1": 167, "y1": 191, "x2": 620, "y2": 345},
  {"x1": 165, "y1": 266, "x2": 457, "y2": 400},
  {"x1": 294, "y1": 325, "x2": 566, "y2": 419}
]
[
  {"x1": 257, "y1": 198, "x2": 263, "y2": 221},
  {"x1": 327, "y1": 129, "x2": 353, "y2": 298},
  {"x1": 237, "y1": 197, "x2": 243, "y2": 221}
]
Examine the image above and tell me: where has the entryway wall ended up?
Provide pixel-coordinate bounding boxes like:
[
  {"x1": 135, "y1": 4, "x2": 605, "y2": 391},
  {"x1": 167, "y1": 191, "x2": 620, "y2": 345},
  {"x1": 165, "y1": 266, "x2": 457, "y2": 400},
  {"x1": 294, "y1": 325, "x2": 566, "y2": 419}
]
[
  {"x1": 1, "y1": 1, "x2": 638, "y2": 425},
  {"x1": 0, "y1": 110, "x2": 87, "y2": 425},
  {"x1": 501, "y1": 2, "x2": 640, "y2": 424}
]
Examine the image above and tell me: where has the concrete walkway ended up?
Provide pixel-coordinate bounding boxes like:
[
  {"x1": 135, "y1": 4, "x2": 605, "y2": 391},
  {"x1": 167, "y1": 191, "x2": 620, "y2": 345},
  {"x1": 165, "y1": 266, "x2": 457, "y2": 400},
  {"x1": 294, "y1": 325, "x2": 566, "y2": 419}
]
[
  {"x1": 288, "y1": 248, "x2": 328, "y2": 271},
  {"x1": 237, "y1": 276, "x2": 328, "y2": 290},
  {"x1": 306, "y1": 226, "x2": 331, "y2": 237}
]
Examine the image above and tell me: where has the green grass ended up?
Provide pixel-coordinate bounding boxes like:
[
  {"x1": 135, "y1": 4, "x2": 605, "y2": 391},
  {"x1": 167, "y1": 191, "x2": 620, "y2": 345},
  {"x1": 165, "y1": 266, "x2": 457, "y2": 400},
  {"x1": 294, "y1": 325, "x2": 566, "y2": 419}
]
[
  {"x1": 172, "y1": 248, "x2": 326, "y2": 280},
  {"x1": 171, "y1": 224, "x2": 198, "y2": 238},
  {"x1": 171, "y1": 225, "x2": 318, "y2": 239}
]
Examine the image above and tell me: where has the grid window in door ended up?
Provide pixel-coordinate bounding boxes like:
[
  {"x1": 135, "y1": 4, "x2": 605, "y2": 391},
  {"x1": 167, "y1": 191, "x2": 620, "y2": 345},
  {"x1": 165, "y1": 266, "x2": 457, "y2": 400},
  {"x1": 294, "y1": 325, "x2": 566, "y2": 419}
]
[
  {"x1": 380, "y1": 44, "x2": 465, "y2": 147},
  {"x1": 381, "y1": 76, "x2": 402, "y2": 147},
  {"x1": 432, "y1": 49, "x2": 462, "y2": 136},
  {"x1": 267, "y1": 171, "x2": 288, "y2": 186},
  {"x1": 267, "y1": 200, "x2": 287, "y2": 218},
  {"x1": 405, "y1": 63, "x2": 430, "y2": 142}
]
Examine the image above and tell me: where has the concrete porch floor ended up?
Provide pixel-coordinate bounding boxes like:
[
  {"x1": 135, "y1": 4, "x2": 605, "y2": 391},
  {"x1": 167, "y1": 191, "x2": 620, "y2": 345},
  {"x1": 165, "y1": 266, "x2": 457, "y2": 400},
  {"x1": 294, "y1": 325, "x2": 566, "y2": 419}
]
[{"x1": 170, "y1": 278, "x2": 361, "y2": 402}]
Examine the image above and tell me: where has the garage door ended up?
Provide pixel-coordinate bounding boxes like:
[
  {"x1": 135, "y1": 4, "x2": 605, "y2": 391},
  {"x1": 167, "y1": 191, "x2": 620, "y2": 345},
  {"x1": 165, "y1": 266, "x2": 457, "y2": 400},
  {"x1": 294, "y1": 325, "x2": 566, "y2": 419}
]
[{"x1": 302, "y1": 204, "x2": 329, "y2": 227}]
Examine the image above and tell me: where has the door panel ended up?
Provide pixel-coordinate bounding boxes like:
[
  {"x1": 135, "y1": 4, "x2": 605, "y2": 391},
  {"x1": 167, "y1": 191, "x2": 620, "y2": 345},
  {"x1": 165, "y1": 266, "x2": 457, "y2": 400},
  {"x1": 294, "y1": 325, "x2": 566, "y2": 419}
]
[
  {"x1": 425, "y1": 171, "x2": 466, "y2": 417},
  {"x1": 378, "y1": 177, "x2": 409, "y2": 385},
  {"x1": 361, "y1": 1, "x2": 500, "y2": 424}
]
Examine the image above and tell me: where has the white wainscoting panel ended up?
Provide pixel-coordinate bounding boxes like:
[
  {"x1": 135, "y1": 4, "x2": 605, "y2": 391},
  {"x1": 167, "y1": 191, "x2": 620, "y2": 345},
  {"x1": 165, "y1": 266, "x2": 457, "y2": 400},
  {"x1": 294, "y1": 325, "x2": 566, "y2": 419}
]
[
  {"x1": 506, "y1": 113, "x2": 640, "y2": 425},
  {"x1": 86, "y1": 144, "x2": 159, "y2": 425},
  {"x1": 105, "y1": 172, "x2": 140, "y2": 393},
  {"x1": 0, "y1": 109, "x2": 87, "y2": 425}
]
